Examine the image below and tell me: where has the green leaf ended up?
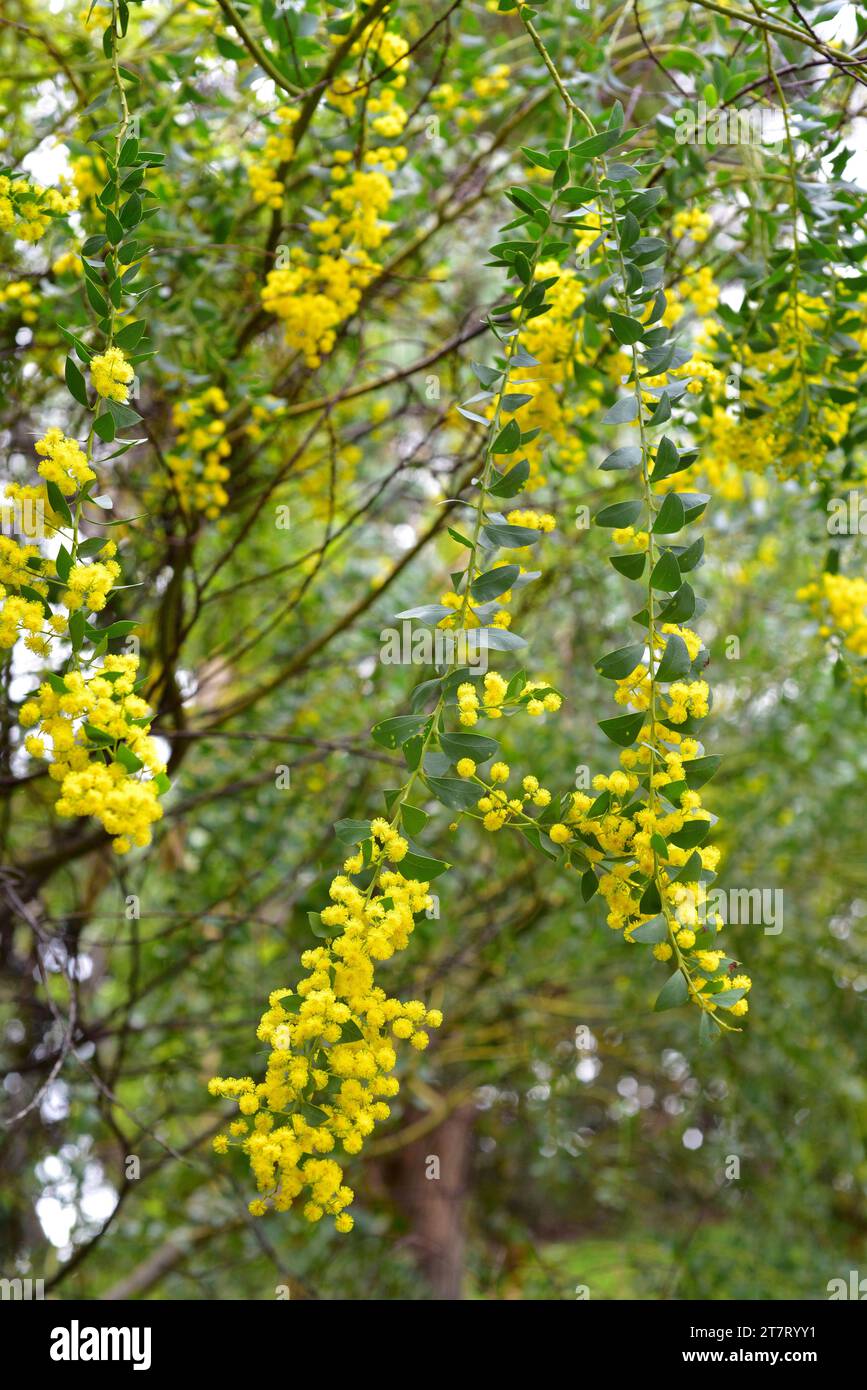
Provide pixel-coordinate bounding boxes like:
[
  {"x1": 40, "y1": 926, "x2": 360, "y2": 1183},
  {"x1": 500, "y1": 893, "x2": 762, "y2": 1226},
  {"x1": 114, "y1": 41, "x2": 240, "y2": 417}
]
[
  {"x1": 712, "y1": 987, "x2": 748, "y2": 1007},
  {"x1": 82, "y1": 232, "x2": 108, "y2": 256},
  {"x1": 439, "y1": 731, "x2": 499, "y2": 763},
  {"x1": 45, "y1": 481, "x2": 73, "y2": 527},
  {"x1": 677, "y1": 536, "x2": 705, "y2": 572},
  {"x1": 215, "y1": 34, "x2": 247, "y2": 60},
  {"x1": 93, "y1": 410, "x2": 116, "y2": 443},
  {"x1": 482, "y1": 523, "x2": 541, "y2": 548},
  {"x1": 601, "y1": 446, "x2": 643, "y2": 471},
  {"x1": 115, "y1": 743, "x2": 144, "y2": 773},
  {"x1": 602, "y1": 396, "x2": 639, "y2": 425},
  {"x1": 297, "y1": 1101, "x2": 328, "y2": 1126},
  {"x1": 118, "y1": 135, "x2": 139, "y2": 166},
  {"x1": 610, "y1": 312, "x2": 645, "y2": 345},
  {"x1": 120, "y1": 191, "x2": 142, "y2": 228},
  {"x1": 55, "y1": 545, "x2": 72, "y2": 583},
  {"x1": 653, "y1": 493, "x2": 686, "y2": 534},
  {"x1": 595, "y1": 642, "x2": 645, "y2": 680},
  {"x1": 479, "y1": 627, "x2": 526, "y2": 652},
  {"x1": 581, "y1": 868, "x2": 599, "y2": 902},
  {"x1": 68, "y1": 610, "x2": 86, "y2": 652},
  {"x1": 336, "y1": 1019, "x2": 365, "y2": 1044},
  {"x1": 333, "y1": 818, "x2": 371, "y2": 845},
  {"x1": 394, "y1": 603, "x2": 451, "y2": 623},
  {"x1": 371, "y1": 715, "x2": 426, "y2": 749},
  {"x1": 654, "y1": 970, "x2": 689, "y2": 1011},
  {"x1": 652, "y1": 435, "x2": 685, "y2": 481},
  {"x1": 679, "y1": 492, "x2": 710, "y2": 525},
  {"x1": 598, "y1": 711, "x2": 645, "y2": 747},
  {"x1": 669, "y1": 819, "x2": 711, "y2": 849},
  {"x1": 699, "y1": 1009, "x2": 717, "y2": 1045},
  {"x1": 630, "y1": 916, "x2": 668, "y2": 943},
  {"x1": 424, "y1": 775, "x2": 479, "y2": 810},
  {"x1": 569, "y1": 127, "x2": 635, "y2": 159},
  {"x1": 105, "y1": 209, "x2": 125, "y2": 244},
  {"x1": 78, "y1": 537, "x2": 108, "y2": 558},
  {"x1": 610, "y1": 552, "x2": 646, "y2": 580},
  {"x1": 401, "y1": 804, "x2": 429, "y2": 836},
  {"x1": 65, "y1": 356, "x2": 89, "y2": 407},
  {"x1": 522, "y1": 823, "x2": 558, "y2": 861},
  {"x1": 489, "y1": 458, "x2": 529, "y2": 497},
  {"x1": 308, "y1": 911, "x2": 331, "y2": 939},
  {"x1": 399, "y1": 851, "x2": 450, "y2": 881},
  {"x1": 410, "y1": 678, "x2": 441, "y2": 713},
  {"x1": 83, "y1": 721, "x2": 113, "y2": 747},
  {"x1": 115, "y1": 319, "x2": 147, "y2": 350},
  {"x1": 85, "y1": 279, "x2": 108, "y2": 316},
  {"x1": 683, "y1": 755, "x2": 722, "y2": 789},
  {"x1": 520, "y1": 145, "x2": 555, "y2": 170},
  {"x1": 655, "y1": 633, "x2": 691, "y2": 682},
  {"x1": 107, "y1": 399, "x2": 141, "y2": 428},
  {"x1": 658, "y1": 583, "x2": 696, "y2": 624},
  {"x1": 448, "y1": 527, "x2": 473, "y2": 549},
  {"x1": 650, "y1": 550, "x2": 681, "y2": 591},
  {"x1": 471, "y1": 564, "x2": 520, "y2": 601},
  {"x1": 492, "y1": 419, "x2": 521, "y2": 454},
  {"x1": 595, "y1": 499, "x2": 643, "y2": 528}
]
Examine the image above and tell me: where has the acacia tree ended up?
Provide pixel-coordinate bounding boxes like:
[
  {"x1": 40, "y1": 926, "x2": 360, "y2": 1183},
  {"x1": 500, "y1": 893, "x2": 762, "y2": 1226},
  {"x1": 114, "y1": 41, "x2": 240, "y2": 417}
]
[{"x1": 1, "y1": 0, "x2": 865, "y2": 1299}]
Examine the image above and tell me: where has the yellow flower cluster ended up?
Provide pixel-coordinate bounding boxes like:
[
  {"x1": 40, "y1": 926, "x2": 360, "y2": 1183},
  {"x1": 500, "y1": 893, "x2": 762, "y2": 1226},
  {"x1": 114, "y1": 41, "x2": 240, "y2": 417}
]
[
  {"x1": 261, "y1": 148, "x2": 402, "y2": 367},
  {"x1": 69, "y1": 155, "x2": 103, "y2": 204},
  {"x1": 52, "y1": 249, "x2": 82, "y2": 277},
  {"x1": 496, "y1": 255, "x2": 600, "y2": 485},
  {"x1": 248, "y1": 104, "x2": 298, "y2": 208},
  {"x1": 0, "y1": 433, "x2": 115, "y2": 659},
  {"x1": 0, "y1": 279, "x2": 39, "y2": 322},
  {"x1": 798, "y1": 571, "x2": 867, "y2": 685},
  {"x1": 454, "y1": 671, "x2": 561, "y2": 726},
  {"x1": 470, "y1": 762, "x2": 560, "y2": 833},
  {"x1": 472, "y1": 65, "x2": 511, "y2": 100},
  {"x1": 90, "y1": 346, "x2": 134, "y2": 403},
  {"x1": 438, "y1": 557, "x2": 531, "y2": 632},
  {"x1": 210, "y1": 843, "x2": 442, "y2": 1229},
  {"x1": 0, "y1": 584, "x2": 46, "y2": 651},
  {"x1": 259, "y1": 15, "x2": 409, "y2": 367},
  {"x1": 19, "y1": 654, "x2": 167, "y2": 853},
  {"x1": 672, "y1": 207, "x2": 713, "y2": 243},
  {"x1": 161, "y1": 387, "x2": 232, "y2": 520},
  {"x1": 431, "y1": 63, "x2": 511, "y2": 126},
  {"x1": 556, "y1": 622, "x2": 751, "y2": 1022},
  {"x1": 694, "y1": 294, "x2": 861, "y2": 482},
  {"x1": 0, "y1": 173, "x2": 77, "y2": 242},
  {"x1": 0, "y1": 530, "x2": 58, "y2": 654},
  {"x1": 506, "y1": 508, "x2": 556, "y2": 531},
  {"x1": 325, "y1": 18, "x2": 410, "y2": 131},
  {"x1": 439, "y1": 588, "x2": 513, "y2": 630},
  {"x1": 35, "y1": 427, "x2": 96, "y2": 493}
]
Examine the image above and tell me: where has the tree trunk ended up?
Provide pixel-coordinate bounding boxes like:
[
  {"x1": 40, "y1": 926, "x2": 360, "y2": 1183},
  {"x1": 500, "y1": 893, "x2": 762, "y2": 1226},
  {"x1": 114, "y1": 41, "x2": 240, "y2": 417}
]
[{"x1": 388, "y1": 1102, "x2": 474, "y2": 1300}]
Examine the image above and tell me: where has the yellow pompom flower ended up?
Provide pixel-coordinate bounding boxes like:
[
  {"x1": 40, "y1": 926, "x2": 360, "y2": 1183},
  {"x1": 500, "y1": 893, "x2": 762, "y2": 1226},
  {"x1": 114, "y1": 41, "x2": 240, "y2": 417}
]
[{"x1": 90, "y1": 345, "x2": 134, "y2": 402}]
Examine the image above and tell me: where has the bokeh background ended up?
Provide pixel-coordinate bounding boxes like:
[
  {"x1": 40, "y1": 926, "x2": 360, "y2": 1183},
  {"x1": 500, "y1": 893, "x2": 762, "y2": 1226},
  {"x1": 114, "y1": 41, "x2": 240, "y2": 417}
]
[{"x1": 1, "y1": 0, "x2": 865, "y2": 1299}]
